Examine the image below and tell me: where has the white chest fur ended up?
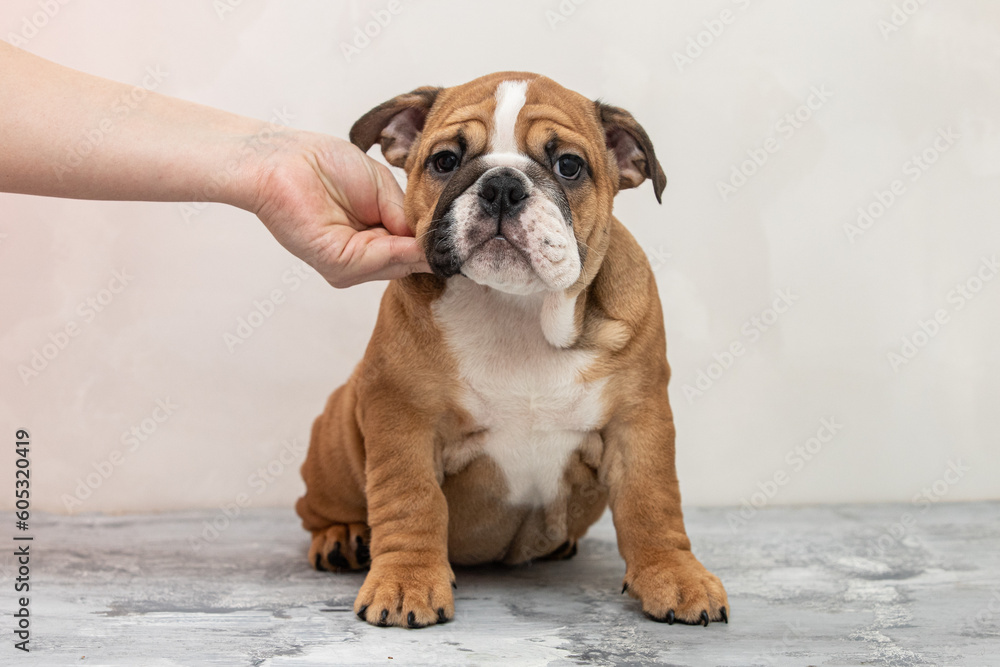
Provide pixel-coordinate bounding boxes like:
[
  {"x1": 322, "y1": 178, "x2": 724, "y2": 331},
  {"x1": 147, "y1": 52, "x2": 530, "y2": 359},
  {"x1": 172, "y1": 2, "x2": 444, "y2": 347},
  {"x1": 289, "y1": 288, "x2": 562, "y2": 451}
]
[{"x1": 432, "y1": 278, "x2": 607, "y2": 507}]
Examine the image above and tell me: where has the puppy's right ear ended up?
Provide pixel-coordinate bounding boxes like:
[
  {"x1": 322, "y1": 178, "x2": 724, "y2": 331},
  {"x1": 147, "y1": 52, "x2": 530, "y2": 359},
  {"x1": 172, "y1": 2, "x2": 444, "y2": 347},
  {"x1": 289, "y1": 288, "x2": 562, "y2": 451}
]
[{"x1": 349, "y1": 87, "x2": 442, "y2": 169}]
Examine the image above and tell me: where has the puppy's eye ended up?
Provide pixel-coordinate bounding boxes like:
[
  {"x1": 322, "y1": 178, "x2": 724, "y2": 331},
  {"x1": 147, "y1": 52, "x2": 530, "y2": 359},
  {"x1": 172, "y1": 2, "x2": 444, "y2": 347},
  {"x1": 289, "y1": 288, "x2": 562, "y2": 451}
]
[
  {"x1": 555, "y1": 154, "x2": 584, "y2": 180},
  {"x1": 432, "y1": 151, "x2": 459, "y2": 174}
]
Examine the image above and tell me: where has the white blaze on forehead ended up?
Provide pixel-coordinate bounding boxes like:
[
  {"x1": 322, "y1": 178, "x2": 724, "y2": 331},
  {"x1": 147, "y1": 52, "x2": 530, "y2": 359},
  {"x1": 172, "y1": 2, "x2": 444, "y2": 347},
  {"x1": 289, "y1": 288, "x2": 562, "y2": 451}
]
[
  {"x1": 445, "y1": 79, "x2": 581, "y2": 294},
  {"x1": 491, "y1": 80, "x2": 528, "y2": 154}
]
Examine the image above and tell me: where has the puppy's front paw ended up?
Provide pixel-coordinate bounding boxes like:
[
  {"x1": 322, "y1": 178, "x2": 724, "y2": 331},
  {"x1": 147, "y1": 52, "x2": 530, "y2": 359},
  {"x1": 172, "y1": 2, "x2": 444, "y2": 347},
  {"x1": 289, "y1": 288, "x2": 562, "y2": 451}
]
[
  {"x1": 623, "y1": 550, "x2": 729, "y2": 626},
  {"x1": 354, "y1": 554, "x2": 455, "y2": 628}
]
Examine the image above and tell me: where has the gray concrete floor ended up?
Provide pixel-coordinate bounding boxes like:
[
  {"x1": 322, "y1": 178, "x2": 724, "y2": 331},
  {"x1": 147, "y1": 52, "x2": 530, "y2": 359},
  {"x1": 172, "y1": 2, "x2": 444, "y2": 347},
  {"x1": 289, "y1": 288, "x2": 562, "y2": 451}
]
[{"x1": 3, "y1": 502, "x2": 999, "y2": 666}]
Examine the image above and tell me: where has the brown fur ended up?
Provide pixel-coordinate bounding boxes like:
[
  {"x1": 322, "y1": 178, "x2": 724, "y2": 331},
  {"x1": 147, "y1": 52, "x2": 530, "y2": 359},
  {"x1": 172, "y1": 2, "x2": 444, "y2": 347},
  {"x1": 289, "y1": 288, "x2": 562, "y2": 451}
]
[{"x1": 296, "y1": 72, "x2": 728, "y2": 628}]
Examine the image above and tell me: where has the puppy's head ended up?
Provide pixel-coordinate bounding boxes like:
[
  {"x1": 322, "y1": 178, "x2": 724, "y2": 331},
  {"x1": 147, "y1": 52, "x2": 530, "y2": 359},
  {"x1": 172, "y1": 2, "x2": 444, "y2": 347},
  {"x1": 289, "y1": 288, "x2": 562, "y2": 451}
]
[{"x1": 350, "y1": 72, "x2": 665, "y2": 295}]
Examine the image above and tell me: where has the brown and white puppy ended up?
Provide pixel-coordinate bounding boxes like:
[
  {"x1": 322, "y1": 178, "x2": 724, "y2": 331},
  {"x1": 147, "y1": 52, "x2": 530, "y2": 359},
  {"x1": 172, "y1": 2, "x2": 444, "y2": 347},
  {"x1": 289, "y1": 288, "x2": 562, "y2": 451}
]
[{"x1": 296, "y1": 71, "x2": 728, "y2": 629}]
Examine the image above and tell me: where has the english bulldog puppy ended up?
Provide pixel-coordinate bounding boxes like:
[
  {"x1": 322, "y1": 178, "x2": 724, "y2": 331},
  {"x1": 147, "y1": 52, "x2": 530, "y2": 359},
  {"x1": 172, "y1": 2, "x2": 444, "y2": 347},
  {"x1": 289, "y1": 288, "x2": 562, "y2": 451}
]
[{"x1": 296, "y1": 72, "x2": 728, "y2": 629}]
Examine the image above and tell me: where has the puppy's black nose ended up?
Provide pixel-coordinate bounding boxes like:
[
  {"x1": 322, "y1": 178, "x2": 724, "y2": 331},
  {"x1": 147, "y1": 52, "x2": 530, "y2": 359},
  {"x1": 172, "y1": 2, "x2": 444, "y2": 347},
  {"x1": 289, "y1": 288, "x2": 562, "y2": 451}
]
[{"x1": 479, "y1": 172, "x2": 528, "y2": 220}]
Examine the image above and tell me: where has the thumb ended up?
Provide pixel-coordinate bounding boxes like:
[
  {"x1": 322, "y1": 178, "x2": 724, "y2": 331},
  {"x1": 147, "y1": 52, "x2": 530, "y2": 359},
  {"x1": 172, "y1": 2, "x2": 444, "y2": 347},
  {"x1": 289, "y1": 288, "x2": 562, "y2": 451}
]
[
  {"x1": 384, "y1": 235, "x2": 431, "y2": 272},
  {"x1": 371, "y1": 159, "x2": 411, "y2": 237},
  {"x1": 346, "y1": 235, "x2": 431, "y2": 285}
]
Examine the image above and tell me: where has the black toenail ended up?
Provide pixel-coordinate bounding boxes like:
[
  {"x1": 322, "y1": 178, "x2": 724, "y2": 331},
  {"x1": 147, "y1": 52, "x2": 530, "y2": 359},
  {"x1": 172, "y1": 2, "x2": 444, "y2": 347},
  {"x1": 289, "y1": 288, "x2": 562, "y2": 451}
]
[
  {"x1": 720, "y1": 607, "x2": 728, "y2": 624},
  {"x1": 357, "y1": 604, "x2": 368, "y2": 621},
  {"x1": 437, "y1": 608, "x2": 448, "y2": 624},
  {"x1": 451, "y1": 581, "x2": 457, "y2": 590},
  {"x1": 700, "y1": 610, "x2": 710, "y2": 626},
  {"x1": 327, "y1": 542, "x2": 351, "y2": 569},
  {"x1": 314, "y1": 553, "x2": 325, "y2": 571},
  {"x1": 666, "y1": 610, "x2": 675, "y2": 625},
  {"x1": 355, "y1": 536, "x2": 370, "y2": 564},
  {"x1": 378, "y1": 609, "x2": 389, "y2": 626},
  {"x1": 622, "y1": 583, "x2": 629, "y2": 594}
]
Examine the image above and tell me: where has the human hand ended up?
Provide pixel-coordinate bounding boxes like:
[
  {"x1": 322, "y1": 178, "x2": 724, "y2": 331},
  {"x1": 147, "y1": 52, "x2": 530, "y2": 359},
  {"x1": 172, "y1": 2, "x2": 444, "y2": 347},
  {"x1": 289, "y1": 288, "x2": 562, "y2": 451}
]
[
  {"x1": 247, "y1": 130, "x2": 430, "y2": 288},
  {"x1": 0, "y1": 42, "x2": 428, "y2": 287}
]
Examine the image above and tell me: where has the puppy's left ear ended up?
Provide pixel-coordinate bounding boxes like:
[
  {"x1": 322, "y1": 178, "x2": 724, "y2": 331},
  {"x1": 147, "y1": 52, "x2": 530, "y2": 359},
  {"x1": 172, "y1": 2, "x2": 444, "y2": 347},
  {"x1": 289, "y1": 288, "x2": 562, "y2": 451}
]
[
  {"x1": 349, "y1": 86, "x2": 443, "y2": 168},
  {"x1": 596, "y1": 102, "x2": 667, "y2": 203}
]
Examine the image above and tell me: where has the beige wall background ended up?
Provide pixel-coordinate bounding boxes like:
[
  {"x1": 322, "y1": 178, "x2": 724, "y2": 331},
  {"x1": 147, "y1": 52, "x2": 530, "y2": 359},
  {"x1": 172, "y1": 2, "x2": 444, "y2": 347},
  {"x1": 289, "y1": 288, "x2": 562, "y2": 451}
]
[{"x1": 2, "y1": 0, "x2": 998, "y2": 518}]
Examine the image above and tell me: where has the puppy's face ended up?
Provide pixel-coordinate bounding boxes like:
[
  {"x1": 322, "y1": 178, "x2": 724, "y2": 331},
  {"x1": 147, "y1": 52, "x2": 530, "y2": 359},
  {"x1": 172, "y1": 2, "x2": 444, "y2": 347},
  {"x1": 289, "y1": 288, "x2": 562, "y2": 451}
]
[{"x1": 350, "y1": 72, "x2": 665, "y2": 295}]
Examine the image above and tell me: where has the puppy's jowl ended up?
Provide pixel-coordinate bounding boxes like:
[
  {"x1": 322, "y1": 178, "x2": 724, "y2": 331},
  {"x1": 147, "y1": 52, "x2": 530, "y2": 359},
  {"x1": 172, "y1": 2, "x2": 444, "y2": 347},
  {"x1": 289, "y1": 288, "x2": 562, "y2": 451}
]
[{"x1": 297, "y1": 72, "x2": 728, "y2": 628}]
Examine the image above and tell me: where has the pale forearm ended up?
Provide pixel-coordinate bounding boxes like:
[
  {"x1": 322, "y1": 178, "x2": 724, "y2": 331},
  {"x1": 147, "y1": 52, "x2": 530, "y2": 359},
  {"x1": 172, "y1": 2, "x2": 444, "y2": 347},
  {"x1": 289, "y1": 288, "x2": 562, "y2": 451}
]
[
  {"x1": 0, "y1": 41, "x2": 266, "y2": 210},
  {"x1": 0, "y1": 41, "x2": 429, "y2": 286}
]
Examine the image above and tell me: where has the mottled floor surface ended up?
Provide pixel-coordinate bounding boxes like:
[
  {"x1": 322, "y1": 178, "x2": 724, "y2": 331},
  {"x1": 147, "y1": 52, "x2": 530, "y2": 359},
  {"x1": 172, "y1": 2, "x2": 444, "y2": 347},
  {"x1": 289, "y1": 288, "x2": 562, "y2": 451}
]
[{"x1": 4, "y1": 502, "x2": 999, "y2": 666}]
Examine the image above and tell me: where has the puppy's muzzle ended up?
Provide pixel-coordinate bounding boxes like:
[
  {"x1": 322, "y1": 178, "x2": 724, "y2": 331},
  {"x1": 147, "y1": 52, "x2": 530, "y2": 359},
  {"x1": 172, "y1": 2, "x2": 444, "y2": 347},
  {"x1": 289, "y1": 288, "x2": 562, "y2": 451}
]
[{"x1": 478, "y1": 169, "x2": 529, "y2": 223}]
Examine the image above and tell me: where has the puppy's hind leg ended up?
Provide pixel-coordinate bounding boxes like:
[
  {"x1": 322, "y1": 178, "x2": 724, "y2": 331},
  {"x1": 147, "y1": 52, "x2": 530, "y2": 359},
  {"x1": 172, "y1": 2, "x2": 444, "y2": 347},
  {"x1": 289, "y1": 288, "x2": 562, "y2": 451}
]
[
  {"x1": 296, "y1": 381, "x2": 370, "y2": 572},
  {"x1": 309, "y1": 522, "x2": 371, "y2": 571}
]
